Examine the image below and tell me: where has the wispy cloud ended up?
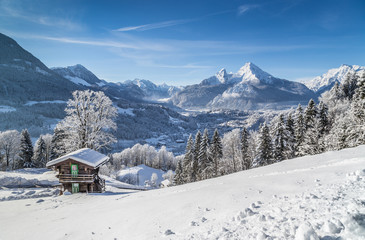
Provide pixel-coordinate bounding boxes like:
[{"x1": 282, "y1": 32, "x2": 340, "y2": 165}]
[
  {"x1": 114, "y1": 10, "x2": 235, "y2": 32},
  {"x1": 115, "y1": 19, "x2": 193, "y2": 32},
  {"x1": 0, "y1": 0, "x2": 82, "y2": 30},
  {"x1": 237, "y1": 4, "x2": 259, "y2": 16}
]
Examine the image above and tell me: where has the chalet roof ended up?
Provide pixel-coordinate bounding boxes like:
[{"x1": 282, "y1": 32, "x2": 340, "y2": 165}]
[{"x1": 46, "y1": 148, "x2": 109, "y2": 169}]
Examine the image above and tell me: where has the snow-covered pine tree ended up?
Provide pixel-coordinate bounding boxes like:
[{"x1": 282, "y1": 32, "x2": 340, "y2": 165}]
[
  {"x1": 240, "y1": 127, "x2": 251, "y2": 170},
  {"x1": 173, "y1": 159, "x2": 184, "y2": 185},
  {"x1": 254, "y1": 123, "x2": 272, "y2": 167},
  {"x1": 182, "y1": 134, "x2": 194, "y2": 183},
  {"x1": 198, "y1": 129, "x2": 210, "y2": 180},
  {"x1": 210, "y1": 128, "x2": 223, "y2": 177},
  {"x1": 304, "y1": 99, "x2": 318, "y2": 130},
  {"x1": 348, "y1": 71, "x2": 365, "y2": 144},
  {"x1": 271, "y1": 114, "x2": 290, "y2": 162},
  {"x1": 286, "y1": 113, "x2": 295, "y2": 159},
  {"x1": 317, "y1": 101, "x2": 329, "y2": 137},
  {"x1": 50, "y1": 127, "x2": 67, "y2": 160},
  {"x1": 294, "y1": 104, "x2": 305, "y2": 156},
  {"x1": 19, "y1": 129, "x2": 34, "y2": 168},
  {"x1": 33, "y1": 136, "x2": 46, "y2": 167},
  {"x1": 341, "y1": 73, "x2": 358, "y2": 100},
  {"x1": 299, "y1": 99, "x2": 320, "y2": 155},
  {"x1": 191, "y1": 131, "x2": 201, "y2": 182}
]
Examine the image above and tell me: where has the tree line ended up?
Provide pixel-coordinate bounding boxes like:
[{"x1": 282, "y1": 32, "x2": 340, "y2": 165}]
[{"x1": 174, "y1": 71, "x2": 365, "y2": 185}]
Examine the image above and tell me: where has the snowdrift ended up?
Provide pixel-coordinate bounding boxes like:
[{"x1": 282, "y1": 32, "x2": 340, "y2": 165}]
[{"x1": 1, "y1": 146, "x2": 365, "y2": 239}]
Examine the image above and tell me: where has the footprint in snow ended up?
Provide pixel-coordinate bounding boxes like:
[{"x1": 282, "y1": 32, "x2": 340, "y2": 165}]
[
  {"x1": 36, "y1": 199, "x2": 44, "y2": 203},
  {"x1": 164, "y1": 229, "x2": 175, "y2": 235}
]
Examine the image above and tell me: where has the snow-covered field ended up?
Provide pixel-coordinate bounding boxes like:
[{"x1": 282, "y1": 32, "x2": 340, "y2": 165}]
[{"x1": 1, "y1": 146, "x2": 365, "y2": 239}]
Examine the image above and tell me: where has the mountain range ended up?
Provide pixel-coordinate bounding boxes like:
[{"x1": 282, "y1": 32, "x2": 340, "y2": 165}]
[
  {"x1": 1, "y1": 31, "x2": 364, "y2": 149},
  {"x1": 302, "y1": 64, "x2": 365, "y2": 95},
  {"x1": 172, "y1": 62, "x2": 316, "y2": 110}
]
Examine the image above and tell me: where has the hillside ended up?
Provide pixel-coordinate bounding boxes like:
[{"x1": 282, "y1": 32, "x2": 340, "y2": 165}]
[{"x1": 1, "y1": 145, "x2": 364, "y2": 239}]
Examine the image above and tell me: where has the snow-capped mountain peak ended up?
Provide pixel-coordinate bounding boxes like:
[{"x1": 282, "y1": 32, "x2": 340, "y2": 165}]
[
  {"x1": 303, "y1": 64, "x2": 365, "y2": 93},
  {"x1": 234, "y1": 62, "x2": 274, "y2": 84},
  {"x1": 216, "y1": 68, "x2": 228, "y2": 83}
]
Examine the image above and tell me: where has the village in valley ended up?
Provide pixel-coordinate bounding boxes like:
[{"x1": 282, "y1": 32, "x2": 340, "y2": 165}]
[{"x1": 1, "y1": 0, "x2": 365, "y2": 239}]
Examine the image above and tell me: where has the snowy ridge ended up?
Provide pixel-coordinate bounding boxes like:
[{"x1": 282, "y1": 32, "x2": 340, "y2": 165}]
[
  {"x1": 1, "y1": 146, "x2": 365, "y2": 239},
  {"x1": 173, "y1": 62, "x2": 315, "y2": 110},
  {"x1": 303, "y1": 64, "x2": 365, "y2": 93}
]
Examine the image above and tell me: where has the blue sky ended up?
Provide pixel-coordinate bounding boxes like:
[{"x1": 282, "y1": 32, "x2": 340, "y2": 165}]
[{"x1": 0, "y1": 0, "x2": 364, "y2": 85}]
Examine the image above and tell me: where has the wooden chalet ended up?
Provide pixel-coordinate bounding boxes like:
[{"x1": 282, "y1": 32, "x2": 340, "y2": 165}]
[{"x1": 46, "y1": 148, "x2": 109, "y2": 194}]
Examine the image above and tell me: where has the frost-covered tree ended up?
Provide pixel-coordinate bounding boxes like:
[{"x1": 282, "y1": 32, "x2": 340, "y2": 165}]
[
  {"x1": 240, "y1": 127, "x2": 251, "y2": 170},
  {"x1": 150, "y1": 173, "x2": 158, "y2": 188},
  {"x1": 191, "y1": 131, "x2": 201, "y2": 181},
  {"x1": 173, "y1": 159, "x2": 184, "y2": 185},
  {"x1": 341, "y1": 73, "x2": 358, "y2": 100},
  {"x1": 162, "y1": 170, "x2": 175, "y2": 183},
  {"x1": 157, "y1": 146, "x2": 174, "y2": 171},
  {"x1": 198, "y1": 129, "x2": 210, "y2": 180},
  {"x1": 182, "y1": 134, "x2": 194, "y2": 183},
  {"x1": 19, "y1": 129, "x2": 34, "y2": 168},
  {"x1": 57, "y1": 90, "x2": 117, "y2": 152},
  {"x1": 210, "y1": 128, "x2": 223, "y2": 177},
  {"x1": 50, "y1": 127, "x2": 67, "y2": 160},
  {"x1": 33, "y1": 136, "x2": 46, "y2": 168},
  {"x1": 41, "y1": 134, "x2": 53, "y2": 164},
  {"x1": 304, "y1": 99, "x2": 318, "y2": 130},
  {"x1": 271, "y1": 114, "x2": 291, "y2": 162},
  {"x1": 0, "y1": 130, "x2": 20, "y2": 170},
  {"x1": 254, "y1": 123, "x2": 272, "y2": 167},
  {"x1": 222, "y1": 129, "x2": 241, "y2": 173},
  {"x1": 317, "y1": 101, "x2": 329, "y2": 137},
  {"x1": 286, "y1": 113, "x2": 295, "y2": 159},
  {"x1": 294, "y1": 104, "x2": 305, "y2": 156},
  {"x1": 298, "y1": 100, "x2": 320, "y2": 155}
]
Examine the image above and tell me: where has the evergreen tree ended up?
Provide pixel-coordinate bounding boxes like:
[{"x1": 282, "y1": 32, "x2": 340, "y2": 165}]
[
  {"x1": 198, "y1": 129, "x2": 210, "y2": 180},
  {"x1": 286, "y1": 113, "x2": 295, "y2": 159},
  {"x1": 191, "y1": 131, "x2": 201, "y2": 181},
  {"x1": 300, "y1": 119, "x2": 321, "y2": 155},
  {"x1": 299, "y1": 99, "x2": 320, "y2": 155},
  {"x1": 210, "y1": 129, "x2": 223, "y2": 177},
  {"x1": 33, "y1": 137, "x2": 46, "y2": 167},
  {"x1": 294, "y1": 104, "x2": 305, "y2": 156},
  {"x1": 240, "y1": 127, "x2": 251, "y2": 170},
  {"x1": 318, "y1": 101, "x2": 329, "y2": 136},
  {"x1": 19, "y1": 129, "x2": 34, "y2": 168},
  {"x1": 341, "y1": 73, "x2": 358, "y2": 100},
  {"x1": 272, "y1": 114, "x2": 290, "y2": 162},
  {"x1": 304, "y1": 99, "x2": 318, "y2": 130},
  {"x1": 349, "y1": 71, "x2": 365, "y2": 144},
  {"x1": 50, "y1": 127, "x2": 67, "y2": 160},
  {"x1": 173, "y1": 159, "x2": 184, "y2": 185},
  {"x1": 182, "y1": 134, "x2": 194, "y2": 183},
  {"x1": 254, "y1": 123, "x2": 272, "y2": 167}
]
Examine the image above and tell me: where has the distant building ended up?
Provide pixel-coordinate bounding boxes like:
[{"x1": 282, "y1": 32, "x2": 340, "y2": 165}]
[{"x1": 46, "y1": 148, "x2": 109, "y2": 194}]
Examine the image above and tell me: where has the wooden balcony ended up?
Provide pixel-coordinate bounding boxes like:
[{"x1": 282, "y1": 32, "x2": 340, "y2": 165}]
[{"x1": 57, "y1": 174, "x2": 95, "y2": 183}]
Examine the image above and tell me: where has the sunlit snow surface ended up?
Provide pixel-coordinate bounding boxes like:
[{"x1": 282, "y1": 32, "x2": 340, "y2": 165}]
[{"x1": 1, "y1": 146, "x2": 365, "y2": 239}]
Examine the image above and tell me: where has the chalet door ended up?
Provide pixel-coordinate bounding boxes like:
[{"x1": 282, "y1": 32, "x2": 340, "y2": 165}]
[
  {"x1": 71, "y1": 164, "x2": 78, "y2": 177},
  {"x1": 72, "y1": 183, "x2": 79, "y2": 193}
]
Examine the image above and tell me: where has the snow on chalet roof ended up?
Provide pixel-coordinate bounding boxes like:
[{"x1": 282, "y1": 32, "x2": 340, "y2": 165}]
[{"x1": 46, "y1": 148, "x2": 109, "y2": 168}]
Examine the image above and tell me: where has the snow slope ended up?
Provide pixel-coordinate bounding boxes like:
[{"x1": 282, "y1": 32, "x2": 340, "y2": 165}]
[
  {"x1": 116, "y1": 164, "x2": 166, "y2": 186},
  {"x1": 1, "y1": 146, "x2": 365, "y2": 239}
]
